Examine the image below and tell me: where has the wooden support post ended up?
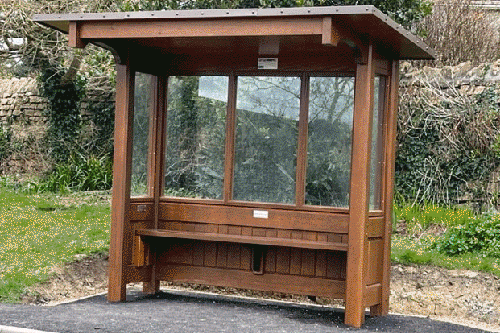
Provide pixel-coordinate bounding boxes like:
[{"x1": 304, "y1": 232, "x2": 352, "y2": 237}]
[
  {"x1": 345, "y1": 43, "x2": 375, "y2": 328},
  {"x1": 68, "y1": 21, "x2": 86, "y2": 48},
  {"x1": 295, "y1": 74, "x2": 309, "y2": 207},
  {"x1": 108, "y1": 56, "x2": 135, "y2": 302},
  {"x1": 371, "y1": 59, "x2": 399, "y2": 316},
  {"x1": 143, "y1": 75, "x2": 168, "y2": 294},
  {"x1": 321, "y1": 17, "x2": 341, "y2": 46}
]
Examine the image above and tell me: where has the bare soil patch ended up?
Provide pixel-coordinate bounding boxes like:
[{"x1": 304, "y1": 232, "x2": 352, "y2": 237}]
[{"x1": 23, "y1": 254, "x2": 500, "y2": 332}]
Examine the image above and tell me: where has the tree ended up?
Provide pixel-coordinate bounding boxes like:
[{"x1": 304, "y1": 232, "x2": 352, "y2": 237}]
[{"x1": 120, "y1": 0, "x2": 431, "y2": 28}]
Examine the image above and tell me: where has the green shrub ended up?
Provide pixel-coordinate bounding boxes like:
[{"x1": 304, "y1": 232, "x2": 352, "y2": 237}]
[
  {"x1": 33, "y1": 153, "x2": 113, "y2": 193},
  {"x1": 0, "y1": 126, "x2": 12, "y2": 162},
  {"x1": 431, "y1": 214, "x2": 500, "y2": 258}
]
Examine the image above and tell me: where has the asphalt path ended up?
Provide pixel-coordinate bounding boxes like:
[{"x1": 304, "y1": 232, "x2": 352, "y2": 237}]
[{"x1": 0, "y1": 290, "x2": 493, "y2": 333}]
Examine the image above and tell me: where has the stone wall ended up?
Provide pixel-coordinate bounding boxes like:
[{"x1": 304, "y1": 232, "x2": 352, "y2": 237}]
[
  {"x1": 0, "y1": 78, "x2": 49, "y2": 125},
  {"x1": 400, "y1": 60, "x2": 500, "y2": 94},
  {"x1": 400, "y1": 60, "x2": 500, "y2": 207},
  {"x1": 0, "y1": 77, "x2": 114, "y2": 176}
]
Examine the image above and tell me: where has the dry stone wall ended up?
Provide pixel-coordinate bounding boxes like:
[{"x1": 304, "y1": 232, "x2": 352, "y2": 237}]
[{"x1": 0, "y1": 78, "x2": 49, "y2": 125}]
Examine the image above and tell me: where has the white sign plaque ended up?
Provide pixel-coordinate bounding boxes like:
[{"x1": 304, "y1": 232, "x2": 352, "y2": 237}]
[
  {"x1": 253, "y1": 210, "x2": 269, "y2": 219},
  {"x1": 258, "y1": 58, "x2": 278, "y2": 70}
]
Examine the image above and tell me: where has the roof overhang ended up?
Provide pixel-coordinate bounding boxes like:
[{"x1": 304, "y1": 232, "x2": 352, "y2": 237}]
[{"x1": 33, "y1": 6, "x2": 435, "y2": 61}]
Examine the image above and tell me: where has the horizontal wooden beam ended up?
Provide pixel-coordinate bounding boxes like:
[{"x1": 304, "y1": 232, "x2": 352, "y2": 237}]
[
  {"x1": 79, "y1": 17, "x2": 324, "y2": 39},
  {"x1": 159, "y1": 202, "x2": 349, "y2": 233},
  {"x1": 156, "y1": 264, "x2": 346, "y2": 299},
  {"x1": 137, "y1": 228, "x2": 348, "y2": 251}
]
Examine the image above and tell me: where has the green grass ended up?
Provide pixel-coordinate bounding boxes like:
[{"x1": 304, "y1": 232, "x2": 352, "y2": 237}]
[
  {"x1": 392, "y1": 235, "x2": 500, "y2": 276},
  {"x1": 393, "y1": 202, "x2": 500, "y2": 277},
  {"x1": 0, "y1": 188, "x2": 110, "y2": 302},
  {"x1": 1, "y1": 182, "x2": 499, "y2": 302},
  {"x1": 394, "y1": 202, "x2": 475, "y2": 231}
]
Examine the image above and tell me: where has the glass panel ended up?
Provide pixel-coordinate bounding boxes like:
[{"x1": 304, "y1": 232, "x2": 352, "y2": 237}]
[
  {"x1": 370, "y1": 76, "x2": 386, "y2": 210},
  {"x1": 131, "y1": 72, "x2": 155, "y2": 197},
  {"x1": 306, "y1": 76, "x2": 355, "y2": 207},
  {"x1": 233, "y1": 76, "x2": 300, "y2": 204},
  {"x1": 164, "y1": 76, "x2": 228, "y2": 199}
]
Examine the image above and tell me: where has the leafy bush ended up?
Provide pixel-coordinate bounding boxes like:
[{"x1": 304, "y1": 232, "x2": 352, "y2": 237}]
[
  {"x1": 431, "y1": 214, "x2": 500, "y2": 258},
  {"x1": 39, "y1": 67, "x2": 84, "y2": 163},
  {"x1": 397, "y1": 78, "x2": 500, "y2": 206},
  {"x1": 0, "y1": 125, "x2": 12, "y2": 162},
  {"x1": 32, "y1": 153, "x2": 113, "y2": 193}
]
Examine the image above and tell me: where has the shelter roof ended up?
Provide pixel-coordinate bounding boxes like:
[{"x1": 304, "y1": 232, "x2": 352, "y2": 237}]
[{"x1": 33, "y1": 6, "x2": 435, "y2": 60}]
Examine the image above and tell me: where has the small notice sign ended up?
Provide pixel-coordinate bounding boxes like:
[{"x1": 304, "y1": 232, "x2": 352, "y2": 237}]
[
  {"x1": 253, "y1": 210, "x2": 269, "y2": 219},
  {"x1": 258, "y1": 58, "x2": 278, "y2": 70}
]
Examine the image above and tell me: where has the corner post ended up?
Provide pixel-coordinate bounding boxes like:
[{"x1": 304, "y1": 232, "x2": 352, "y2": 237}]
[
  {"x1": 345, "y1": 43, "x2": 375, "y2": 327},
  {"x1": 108, "y1": 52, "x2": 135, "y2": 302},
  {"x1": 371, "y1": 59, "x2": 399, "y2": 316}
]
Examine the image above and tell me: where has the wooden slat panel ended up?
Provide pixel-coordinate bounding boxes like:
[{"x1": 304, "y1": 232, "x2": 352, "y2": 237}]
[
  {"x1": 275, "y1": 248, "x2": 291, "y2": 275},
  {"x1": 204, "y1": 242, "x2": 217, "y2": 267},
  {"x1": 156, "y1": 264, "x2": 346, "y2": 299},
  {"x1": 216, "y1": 243, "x2": 228, "y2": 267},
  {"x1": 315, "y1": 250, "x2": 327, "y2": 278},
  {"x1": 265, "y1": 247, "x2": 277, "y2": 273},
  {"x1": 227, "y1": 243, "x2": 241, "y2": 269},
  {"x1": 290, "y1": 248, "x2": 302, "y2": 275},
  {"x1": 81, "y1": 17, "x2": 324, "y2": 40},
  {"x1": 192, "y1": 241, "x2": 205, "y2": 266},
  {"x1": 162, "y1": 241, "x2": 194, "y2": 265},
  {"x1": 159, "y1": 202, "x2": 349, "y2": 233},
  {"x1": 240, "y1": 245, "x2": 252, "y2": 270},
  {"x1": 301, "y1": 249, "x2": 315, "y2": 276},
  {"x1": 137, "y1": 229, "x2": 348, "y2": 251},
  {"x1": 326, "y1": 251, "x2": 347, "y2": 281}
]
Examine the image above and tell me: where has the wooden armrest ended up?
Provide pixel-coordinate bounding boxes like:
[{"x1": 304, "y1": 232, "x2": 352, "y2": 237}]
[{"x1": 136, "y1": 228, "x2": 348, "y2": 251}]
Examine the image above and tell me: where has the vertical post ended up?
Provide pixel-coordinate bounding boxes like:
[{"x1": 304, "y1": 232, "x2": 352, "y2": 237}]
[
  {"x1": 223, "y1": 74, "x2": 237, "y2": 203},
  {"x1": 108, "y1": 56, "x2": 135, "y2": 302},
  {"x1": 345, "y1": 43, "x2": 375, "y2": 327},
  {"x1": 295, "y1": 74, "x2": 309, "y2": 207},
  {"x1": 143, "y1": 75, "x2": 168, "y2": 294},
  {"x1": 371, "y1": 59, "x2": 399, "y2": 316}
]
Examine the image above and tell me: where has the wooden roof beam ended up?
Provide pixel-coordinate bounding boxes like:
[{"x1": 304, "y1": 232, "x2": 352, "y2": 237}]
[{"x1": 75, "y1": 17, "x2": 339, "y2": 41}]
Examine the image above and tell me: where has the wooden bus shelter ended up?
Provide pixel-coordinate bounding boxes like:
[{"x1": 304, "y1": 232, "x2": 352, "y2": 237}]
[{"x1": 35, "y1": 6, "x2": 434, "y2": 327}]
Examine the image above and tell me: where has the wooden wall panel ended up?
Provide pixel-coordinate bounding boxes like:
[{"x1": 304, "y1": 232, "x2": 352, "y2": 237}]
[
  {"x1": 366, "y1": 238, "x2": 384, "y2": 286},
  {"x1": 159, "y1": 202, "x2": 348, "y2": 233}
]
